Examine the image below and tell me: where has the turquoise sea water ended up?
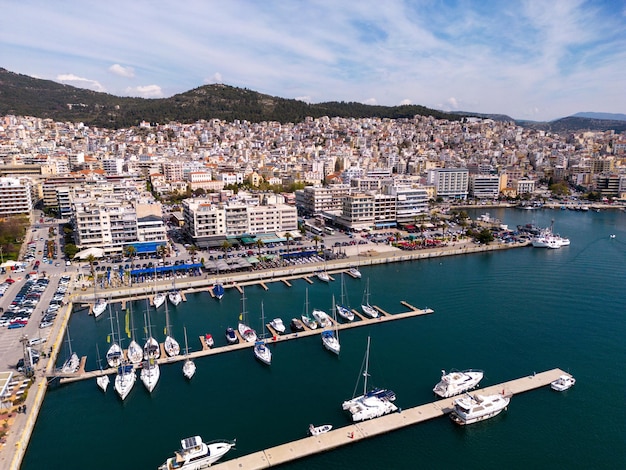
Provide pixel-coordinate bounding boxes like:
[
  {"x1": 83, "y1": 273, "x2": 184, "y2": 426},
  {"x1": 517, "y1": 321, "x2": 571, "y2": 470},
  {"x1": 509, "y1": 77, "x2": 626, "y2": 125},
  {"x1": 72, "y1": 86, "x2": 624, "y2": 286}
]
[{"x1": 22, "y1": 209, "x2": 626, "y2": 469}]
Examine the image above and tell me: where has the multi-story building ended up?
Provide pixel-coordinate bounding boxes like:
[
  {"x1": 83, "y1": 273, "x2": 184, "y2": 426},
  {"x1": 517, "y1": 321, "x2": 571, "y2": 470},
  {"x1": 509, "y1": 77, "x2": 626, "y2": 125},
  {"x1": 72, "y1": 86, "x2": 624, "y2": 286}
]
[
  {"x1": 427, "y1": 168, "x2": 469, "y2": 200},
  {"x1": 516, "y1": 179, "x2": 536, "y2": 194},
  {"x1": 469, "y1": 174, "x2": 501, "y2": 199},
  {"x1": 387, "y1": 185, "x2": 429, "y2": 225},
  {"x1": 297, "y1": 184, "x2": 351, "y2": 215},
  {"x1": 0, "y1": 177, "x2": 33, "y2": 216}
]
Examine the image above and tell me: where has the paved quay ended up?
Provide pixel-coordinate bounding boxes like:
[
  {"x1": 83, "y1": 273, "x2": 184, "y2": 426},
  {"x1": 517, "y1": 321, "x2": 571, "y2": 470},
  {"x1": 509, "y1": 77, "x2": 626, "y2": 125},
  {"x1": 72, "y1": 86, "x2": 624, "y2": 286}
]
[{"x1": 212, "y1": 368, "x2": 568, "y2": 470}]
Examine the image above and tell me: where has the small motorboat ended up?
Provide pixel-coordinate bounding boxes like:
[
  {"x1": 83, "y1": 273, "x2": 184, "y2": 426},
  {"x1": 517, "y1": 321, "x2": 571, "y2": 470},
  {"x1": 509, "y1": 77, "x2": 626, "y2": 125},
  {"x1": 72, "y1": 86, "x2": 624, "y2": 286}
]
[
  {"x1": 270, "y1": 318, "x2": 286, "y2": 334},
  {"x1": 551, "y1": 374, "x2": 575, "y2": 391},
  {"x1": 204, "y1": 334, "x2": 214, "y2": 348},
  {"x1": 309, "y1": 424, "x2": 332, "y2": 436},
  {"x1": 290, "y1": 318, "x2": 304, "y2": 332},
  {"x1": 225, "y1": 327, "x2": 238, "y2": 344}
]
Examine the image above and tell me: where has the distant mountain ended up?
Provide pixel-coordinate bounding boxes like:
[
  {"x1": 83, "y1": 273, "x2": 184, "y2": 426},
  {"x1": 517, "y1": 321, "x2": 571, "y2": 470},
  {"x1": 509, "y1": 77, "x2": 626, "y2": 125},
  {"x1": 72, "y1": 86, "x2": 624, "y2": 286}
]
[
  {"x1": 454, "y1": 111, "x2": 516, "y2": 122},
  {"x1": 572, "y1": 112, "x2": 626, "y2": 122},
  {"x1": 0, "y1": 68, "x2": 459, "y2": 128},
  {"x1": 522, "y1": 116, "x2": 626, "y2": 133}
]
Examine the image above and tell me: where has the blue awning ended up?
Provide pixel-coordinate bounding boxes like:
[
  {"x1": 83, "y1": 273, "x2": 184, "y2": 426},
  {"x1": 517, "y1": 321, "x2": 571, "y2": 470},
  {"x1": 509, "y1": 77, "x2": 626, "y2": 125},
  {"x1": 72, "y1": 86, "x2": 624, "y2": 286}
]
[
  {"x1": 130, "y1": 263, "x2": 202, "y2": 276},
  {"x1": 126, "y1": 242, "x2": 167, "y2": 254}
]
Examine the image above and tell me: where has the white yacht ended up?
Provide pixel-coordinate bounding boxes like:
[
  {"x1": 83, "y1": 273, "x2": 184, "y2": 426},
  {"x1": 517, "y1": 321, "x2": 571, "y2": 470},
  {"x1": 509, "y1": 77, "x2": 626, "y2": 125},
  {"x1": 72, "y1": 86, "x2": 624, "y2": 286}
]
[
  {"x1": 96, "y1": 373, "x2": 110, "y2": 393},
  {"x1": 114, "y1": 363, "x2": 136, "y2": 401},
  {"x1": 336, "y1": 274, "x2": 354, "y2": 321},
  {"x1": 433, "y1": 369, "x2": 484, "y2": 398},
  {"x1": 158, "y1": 437, "x2": 236, "y2": 470},
  {"x1": 105, "y1": 309, "x2": 123, "y2": 368},
  {"x1": 93, "y1": 298, "x2": 107, "y2": 318},
  {"x1": 164, "y1": 301, "x2": 180, "y2": 357},
  {"x1": 551, "y1": 375, "x2": 575, "y2": 391},
  {"x1": 322, "y1": 296, "x2": 340, "y2": 355},
  {"x1": 270, "y1": 318, "x2": 286, "y2": 334},
  {"x1": 450, "y1": 392, "x2": 511, "y2": 425},
  {"x1": 182, "y1": 327, "x2": 196, "y2": 380},
  {"x1": 361, "y1": 278, "x2": 379, "y2": 318},
  {"x1": 143, "y1": 336, "x2": 160, "y2": 360},
  {"x1": 127, "y1": 340, "x2": 143, "y2": 365},
  {"x1": 531, "y1": 220, "x2": 570, "y2": 249},
  {"x1": 253, "y1": 301, "x2": 272, "y2": 365},
  {"x1": 309, "y1": 424, "x2": 332, "y2": 436},
  {"x1": 237, "y1": 289, "x2": 257, "y2": 343},
  {"x1": 140, "y1": 357, "x2": 160, "y2": 393},
  {"x1": 348, "y1": 266, "x2": 362, "y2": 279},
  {"x1": 316, "y1": 270, "x2": 330, "y2": 283},
  {"x1": 312, "y1": 309, "x2": 332, "y2": 328},
  {"x1": 169, "y1": 290, "x2": 182, "y2": 306},
  {"x1": 342, "y1": 336, "x2": 397, "y2": 422},
  {"x1": 153, "y1": 292, "x2": 166, "y2": 309}
]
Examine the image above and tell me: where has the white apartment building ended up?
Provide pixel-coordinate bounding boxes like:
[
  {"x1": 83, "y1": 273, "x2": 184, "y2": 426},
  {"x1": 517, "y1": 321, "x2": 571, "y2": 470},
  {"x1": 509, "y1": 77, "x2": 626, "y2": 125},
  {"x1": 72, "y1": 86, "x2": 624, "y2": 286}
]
[
  {"x1": 339, "y1": 192, "x2": 397, "y2": 230},
  {"x1": 516, "y1": 179, "x2": 536, "y2": 194},
  {"x1": 387, "y1": 185, "x2": 429, "y2": 225},
  {"x1": 162, "y1": 162, "x2": 184, "y2": 182},
  {"x1": 298, "y1": 184, "x2": 351, "y2": 215},
  {"x1": 0, "y1": 177, "x2": 33, "y2": 216},
  {"x1": 102, "y1": 158, "x2": 124, "y2": 175},
  {"x1": 469, "y1": 174, "x2": 501, "y2": 199},
  {"x1": 218, "y1": 173, "x2": 244, "y2": 185},
  {"x1": 427, "y1": 168, "x2": 469, "y2": 200},
  {"x1": 183, "y1": 198, "x2": 298, "y2": 248}
]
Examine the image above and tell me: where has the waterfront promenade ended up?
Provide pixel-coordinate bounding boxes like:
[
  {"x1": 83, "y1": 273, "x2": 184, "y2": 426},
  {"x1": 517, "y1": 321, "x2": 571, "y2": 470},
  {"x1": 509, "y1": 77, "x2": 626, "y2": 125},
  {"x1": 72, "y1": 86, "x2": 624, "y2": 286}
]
[{"x1": 0, "y1": 238, "x2": 527, "y2": 470}]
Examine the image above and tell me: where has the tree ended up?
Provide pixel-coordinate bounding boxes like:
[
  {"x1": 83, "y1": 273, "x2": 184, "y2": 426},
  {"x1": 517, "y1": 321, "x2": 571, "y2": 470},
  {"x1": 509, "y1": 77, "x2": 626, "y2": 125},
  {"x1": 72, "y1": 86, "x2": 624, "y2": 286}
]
[
  {"x1": 187, "y1": 245, "x2": 198, "y2": 261},
  {"x1": 284, "y1": 232, "x2": 293, "y2": 257},
  {"x1": 124, "y1": 245, "x2": 137, "y2": 261},
  {"x1": 221, "y1": 240, "x2": 231, "y2": 256},
  {"x1": 475, "y1": 228, "x2": 494, "y2": 245},
  {"x1": 156, "y1": 244, "x2": 168, "y2": 262},
  {"x1": 64, "y1": 243, "x2": 78, "y2": 260},
  {"x1": 312, "y1": 235, "x2": 322, "y2": 251},
  {"x1": 255, "y1": 239, "x2": 265, "y2": 257}
]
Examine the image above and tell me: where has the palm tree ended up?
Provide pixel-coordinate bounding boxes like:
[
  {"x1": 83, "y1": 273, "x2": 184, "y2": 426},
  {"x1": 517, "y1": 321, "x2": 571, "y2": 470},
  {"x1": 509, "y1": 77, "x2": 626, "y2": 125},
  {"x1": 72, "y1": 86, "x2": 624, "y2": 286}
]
[
  {"x1": 86, "y1": 253, "x2": 97, "y2": 299},
  {"x1": 156, "y1": 243, "x2": 168, "y2": 261},
  {"x1": 221, "y1": 240, "x2": 231, "y2": 257},
  {"x1": 312, "y1": 235, "x2": 322, "y2": 252},
  {"x1": 284, "y1": 232, "x2": 293, "y2": 258},
  {"x1": 124, "y1": 245, "x2": 137, "y2": 261},
  {"x1": 187, "y1": 245, "x2": 198, "y2": 262},
  {"x1": 255, "y1": 239, "x2": 265, "y2": 257}
]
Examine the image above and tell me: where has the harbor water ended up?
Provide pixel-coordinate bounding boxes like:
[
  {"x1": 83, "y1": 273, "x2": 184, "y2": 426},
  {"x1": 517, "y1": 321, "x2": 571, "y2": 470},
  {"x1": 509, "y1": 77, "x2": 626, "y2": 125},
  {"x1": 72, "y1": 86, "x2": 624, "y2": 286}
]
[{"x1": 22, "y1": 209, "x2": 626, "y2": 469}]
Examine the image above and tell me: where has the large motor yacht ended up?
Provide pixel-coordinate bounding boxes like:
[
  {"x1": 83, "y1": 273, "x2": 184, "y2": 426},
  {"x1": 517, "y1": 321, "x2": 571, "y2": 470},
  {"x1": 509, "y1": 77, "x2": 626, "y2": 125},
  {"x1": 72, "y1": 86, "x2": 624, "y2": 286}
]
[
  {"x1": 433, "y1": 369, "x2": 483, "y2": 398},
  {"x1": 450, "y1": 392, "x2": 511, "y2": 425}
]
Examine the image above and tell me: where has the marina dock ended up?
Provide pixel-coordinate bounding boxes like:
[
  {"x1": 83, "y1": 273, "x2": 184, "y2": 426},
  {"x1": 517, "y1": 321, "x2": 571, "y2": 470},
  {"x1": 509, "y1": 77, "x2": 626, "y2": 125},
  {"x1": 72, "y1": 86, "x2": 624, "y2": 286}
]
[
  {"x1": 212, "y1": 368, "x2": 567, "y2": 470},
  {"x1": 56, "y1": 302, "x2": 433, "y2": 384}
]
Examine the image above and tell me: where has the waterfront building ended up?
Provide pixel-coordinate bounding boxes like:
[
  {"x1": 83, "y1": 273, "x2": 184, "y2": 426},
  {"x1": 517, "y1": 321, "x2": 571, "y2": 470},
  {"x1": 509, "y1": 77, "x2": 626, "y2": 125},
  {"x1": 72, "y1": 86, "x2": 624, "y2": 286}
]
[
  {"x1": 387, "y1": 185, "x2": 429, "y2": 225},
  {"x1": 516, "y1": 179, "x2": 536, "y2": 194},
  {"x1": 469, "y1": 174, "x2": 501, "y2": 199},
  {"x1": 427, "y1": 168, "x2": 469, "y2": 200},
  {"x1": 298, "y1": 184, "x2": 352, "y2": 216}
]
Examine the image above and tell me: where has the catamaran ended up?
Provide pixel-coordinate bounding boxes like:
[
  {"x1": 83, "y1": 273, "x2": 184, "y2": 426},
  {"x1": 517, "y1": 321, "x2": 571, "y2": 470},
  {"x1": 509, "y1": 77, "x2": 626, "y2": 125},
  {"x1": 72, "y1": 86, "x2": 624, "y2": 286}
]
[{"x1": 342, "y1": 336, "x2": 397, "y2": 422}]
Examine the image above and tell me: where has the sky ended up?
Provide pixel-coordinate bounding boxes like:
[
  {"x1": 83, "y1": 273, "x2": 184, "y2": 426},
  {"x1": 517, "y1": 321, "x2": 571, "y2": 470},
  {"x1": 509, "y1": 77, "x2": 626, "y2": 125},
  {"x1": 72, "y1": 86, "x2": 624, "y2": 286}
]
[{"x1": 2, "y1": 0, "x2": 625, "y2": 121}]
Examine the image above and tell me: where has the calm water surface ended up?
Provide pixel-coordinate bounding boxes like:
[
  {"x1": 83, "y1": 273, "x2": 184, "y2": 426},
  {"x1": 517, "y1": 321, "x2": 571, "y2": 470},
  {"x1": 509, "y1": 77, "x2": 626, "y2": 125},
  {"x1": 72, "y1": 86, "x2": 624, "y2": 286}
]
[{"x1": 22, "y1": 209, "x2": 626, "y2": 469}]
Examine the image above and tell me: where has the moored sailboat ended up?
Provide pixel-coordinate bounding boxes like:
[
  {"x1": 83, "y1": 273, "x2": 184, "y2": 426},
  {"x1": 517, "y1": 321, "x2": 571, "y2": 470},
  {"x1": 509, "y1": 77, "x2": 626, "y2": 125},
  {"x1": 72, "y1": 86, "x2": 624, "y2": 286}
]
[
  {"x1": 361, "y1": 278, "x2": 379, "y2": 318},
  {"x1": 105, "y1": 307, "x2": 123, "y2": 368},
  {"x1": 182, "y1": 326, "x2": 196, "y2": 380},
  {"x1": 127, "y1": 301, "x2": 143, "y2": 365},
  {"x1": 237, "y1": 288, "x2": 257, "y2": 343},
  {"x1": 253, "y1": 301, "x2": 272, "y2": 365},
  {"x1": 95, "y1": 343, "x2": 109, "y2": 392},
  {"x1": 336, "y1": 273, "x2": 354, "y2": 321},
  {"x1": 301, "y1": 288, "x2": 318, "y2": 330},
  {"x1": 321, "y1": 295, "x2": 340, "y2": 355},
  {"x1": 163, "y1": 300, "x2": 180, "y2": 357},
  {"x1": 61, "y1": 327, "x2": 80, "y2": 374},
  {"x1": 114, "y1": 362, "x2": 136, "y2": 401}
]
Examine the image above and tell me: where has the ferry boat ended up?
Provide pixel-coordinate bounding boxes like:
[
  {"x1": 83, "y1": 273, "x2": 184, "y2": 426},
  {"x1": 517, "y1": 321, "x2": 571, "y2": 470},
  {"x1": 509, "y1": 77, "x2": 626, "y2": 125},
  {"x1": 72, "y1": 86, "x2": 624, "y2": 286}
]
[
  {"x1": 551, "y1": 374, "x2": 575, "y2": 391},
  {"x1": 158, "y1": 436, "x2": 236, "y2": 470},
  {"x1": 450, "y1": 392, "x2": 511, "y2": 425},
  {"x1": 433, "y1": 369, "x2": 483, "y2": 398}
]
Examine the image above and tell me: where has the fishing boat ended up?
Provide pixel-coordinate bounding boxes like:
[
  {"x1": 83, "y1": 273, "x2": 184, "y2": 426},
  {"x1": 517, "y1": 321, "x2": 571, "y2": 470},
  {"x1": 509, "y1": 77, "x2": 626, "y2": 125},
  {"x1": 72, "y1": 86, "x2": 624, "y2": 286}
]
[
  {"x1": 290, "y1": 318, "x2": 304, "y2": 332},
  {"x1": 140, "y1": 356, "x2": 160, "y2": 393},
  {"x1": 204, "y1": 334, "x2": 214, "y2": 348},
  {"x1": 213, "y1": 282, "x2": 225, "y2": 300},
  {"x1": 158, "y1": 436, "x2": 236, "y2": 470},
  {"x1": 551, "y1": 374, "x2": 575, "y2": 391},
  {"x1": 61, "y1": 327, "x2": 80, "y2": 374},
  {"x1": 95, "y1": 343, "x2": 109, "y2": 392},
  {"x1": 321, "y1": 295, "x2": 340, "y2": 355},
  {"x1": 301, "y1": 288, "x2": 318, "y2": 330},
  {"x1": 309, "y1": 424, "x2": 332, "y2": 436},
  {"x1": 433, "y1": 369, "x2": 484, "y2": 398},
  {"x1": 336, "y1": 273, "x2": 354, "y2": 321},
  {"x1": 168, "y1": 289, "x2": 182, "y2": 306},
  {"x1": 270, "y1": 317, "x2": 286, "y2": 334},
  {"x1": 153, "y1": 292, "x2": 166, "y2": 309},
  {"x1": 450, "y1": 392, "x2": 511, "y2": 425},
  {"x1": 237, "y1": 288, "x2": 257, "y2": 343},
  {"x1": 93, "y1": 297, "x2": 107, "y2": 318},
  {"x1": 114, "y1": 362, "x2": 136, "y2": 401},
  {"x1": 164, "y1": 301, "x2": 180, "y2": 357},
  {"x1": 182, "y1": 327, "x2": 196, "y2": 380},
  {"x1": 225, "y1": 327, "x2": 238, "y2": 344},
  {"x1": 361, "y1": 278, "x2": 379, "y2": 318},
  {"x1": 105, "y1": 308, "x2": 123, "y2": 368},
  {"x1": 342, "y1": 336, "x2": 398, "y2": 422},
  {"x1": 253, "y1": 301, "x2": 272, "y2": 366}
]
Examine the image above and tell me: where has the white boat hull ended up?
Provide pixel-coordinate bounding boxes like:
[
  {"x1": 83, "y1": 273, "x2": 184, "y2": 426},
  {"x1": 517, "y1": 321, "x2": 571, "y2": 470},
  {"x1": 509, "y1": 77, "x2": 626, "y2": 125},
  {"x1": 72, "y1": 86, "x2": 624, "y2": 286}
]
[
  {"x1": 183, "y1": 359, "x2": 196, "y2": 380},
  {"x1": 433, "y1": 369, "x2": 484, "y2": 398},
  {"x1": 551, "y1": 375, "x2": 575, "y2": 391},
  {"x1": 254, "y1": 341, "x2": 272, "y2": 365},
  {"x1": 127, "y1": 340, "x2": 144, "y2": 364},
  {"x1": 96, "y1": 374, "x2": 110, "y2": 392},
  {"x1": 114, "y1": 365, "x2": 136, "y2": 400},
  {"x1": 140, "y1": 361, "x2": 160, "y2": 393},
  {"x1": 450, "y1": 393, "x2": 510, "y2": 425},
  {"x1": 158, "y1": 439, "x2": 235, "y2": 470},
  {"x1": 165, "y1": 335, "x2": 180, "y2": 357}
]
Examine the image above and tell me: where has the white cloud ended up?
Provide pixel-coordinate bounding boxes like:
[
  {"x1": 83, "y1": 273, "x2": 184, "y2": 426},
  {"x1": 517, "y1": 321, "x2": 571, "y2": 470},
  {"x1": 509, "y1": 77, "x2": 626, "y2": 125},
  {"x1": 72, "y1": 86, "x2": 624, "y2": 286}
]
[
  {"x1": 446, "y1": 97, "x2": 459, "y2": 110},
  {"x1": 295, "y1": 96, "x2": 311, "y2": 103},
  {"x1": 108, "y1": 64, "x2": 135, "y2": 78},
  {"x1": 363, "y1": 98, "x2": 377, "y2": 105},
  {"x1": 204, "y1": 73, "x2": 223, "y2": 84},
  {"x1": 56, "y1": 74, "x2": 105, "y2": 92},
  {"x1": 125, "y1": 85, "x2": 163, "y2": 98},
  {"x1": 399, "y1": 99, "x2": 411, "y2": 105}
]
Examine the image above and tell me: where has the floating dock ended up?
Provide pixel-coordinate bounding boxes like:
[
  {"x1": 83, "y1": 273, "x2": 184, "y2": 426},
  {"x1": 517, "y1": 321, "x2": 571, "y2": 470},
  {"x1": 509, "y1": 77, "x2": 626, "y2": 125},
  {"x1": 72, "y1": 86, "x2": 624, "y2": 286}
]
[
  {"x1": 56, "y1": 302, "x2": 433, "y2": 384},
  {"x1": 212, "y1": 368, "x2": 567, "y2": 470}
]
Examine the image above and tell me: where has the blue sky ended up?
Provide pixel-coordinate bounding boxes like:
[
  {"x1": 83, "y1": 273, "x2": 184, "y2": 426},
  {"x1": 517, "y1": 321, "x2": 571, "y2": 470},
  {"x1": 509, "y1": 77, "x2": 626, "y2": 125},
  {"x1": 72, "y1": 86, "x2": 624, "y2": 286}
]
[{"x1": 2, "y1": 0, "x2": 625, "y2": 121}]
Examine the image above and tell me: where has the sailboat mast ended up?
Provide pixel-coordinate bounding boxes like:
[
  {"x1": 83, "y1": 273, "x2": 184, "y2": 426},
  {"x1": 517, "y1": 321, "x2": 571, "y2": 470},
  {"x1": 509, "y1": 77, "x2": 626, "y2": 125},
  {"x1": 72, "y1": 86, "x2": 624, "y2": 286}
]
[{"x1": 363, "y1": 336, "x2": 371, "y2": 395}]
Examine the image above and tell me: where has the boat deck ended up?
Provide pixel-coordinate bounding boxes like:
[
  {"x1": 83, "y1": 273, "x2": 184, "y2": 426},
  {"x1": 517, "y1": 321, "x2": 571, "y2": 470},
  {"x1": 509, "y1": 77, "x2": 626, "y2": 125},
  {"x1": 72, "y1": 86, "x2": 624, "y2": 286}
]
[
  {"x1": 57, "y1": 301, "x2": 433, "y2": 384},
  {"x1": 212, "y1": 369, "x2": 568, "y2": 469}
]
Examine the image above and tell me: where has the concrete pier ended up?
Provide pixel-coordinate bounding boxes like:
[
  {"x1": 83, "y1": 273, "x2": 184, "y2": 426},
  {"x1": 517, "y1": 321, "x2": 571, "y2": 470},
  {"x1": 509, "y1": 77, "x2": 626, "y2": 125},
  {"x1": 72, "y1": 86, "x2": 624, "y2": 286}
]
[{"x1": 212, "y1": 368, "x2": 567, "y2": 470}]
